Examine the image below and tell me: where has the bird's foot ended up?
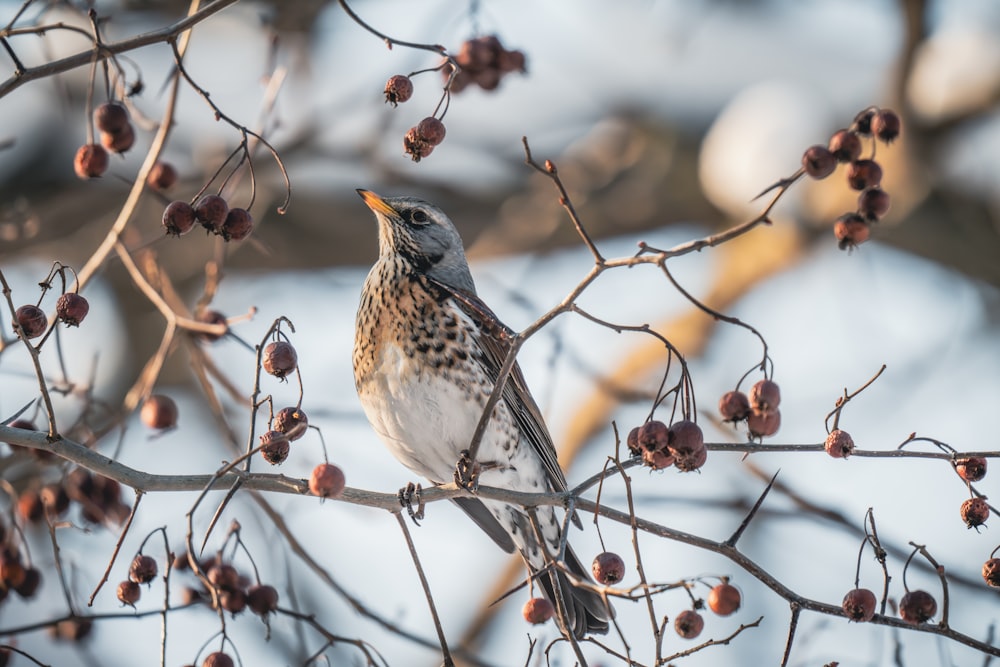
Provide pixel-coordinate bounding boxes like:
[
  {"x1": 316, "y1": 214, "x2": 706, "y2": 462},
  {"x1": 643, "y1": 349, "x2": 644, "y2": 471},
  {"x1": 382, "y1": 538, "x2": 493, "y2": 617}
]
[
  {"x1": 398, "y1": 482, "x2": 425, "y2": 524},
  {"x1": 453, "y1": 449, "x2": 480, "y2": 491}
]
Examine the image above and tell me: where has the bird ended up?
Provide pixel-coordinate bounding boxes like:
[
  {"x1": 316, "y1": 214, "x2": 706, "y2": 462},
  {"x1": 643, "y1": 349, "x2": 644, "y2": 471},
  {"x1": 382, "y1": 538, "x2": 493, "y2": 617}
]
[{"x1": 353, "y1": 189, "x2": 610, "y2": 638}]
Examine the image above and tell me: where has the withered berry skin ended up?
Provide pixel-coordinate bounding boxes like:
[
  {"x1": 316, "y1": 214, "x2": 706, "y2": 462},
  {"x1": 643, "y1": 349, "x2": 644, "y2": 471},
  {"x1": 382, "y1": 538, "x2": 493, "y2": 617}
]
[
  {"x1": 417, "y1": 117, "x2": 447, "y2": 146},
  {"x1": 14, "y1": 304, "x2": 47, "y2": 339},
  {"x1": 842, "y1": 587, "x2": 877, "y2": 622},
  {"x1": 834, "y1": 213, "x2": 870, "y2": 250},
  {"x1": 802, "y1": 145, "x2": 836, "y2": 179},
  {"x1": 642, "y1": 448, "x2": 674, "y2": 470},
  {"x1": 961, "y1": 496, "x2": 990, "y2": 529},
  {"x1": 56, "y1": 293, "x2": 89, "y2": 326},
  {"x1": 637, "y1": 420, "x2": 670, "y2": 452},
  {"x1": 129, "y1": 554, "x2": 158, "y2": 584},
  {"x1": 719, "y1": 390, "x2": 751, "y2": 422},
  {"x1": 403, "y1": 127, "x2": 434, "y2": 162},
  {"x1": 74, "y1": 144, "x2": 109, "y2": 179},
  {"x1": 982, "y1": 558, "x2": 1000, "y2": 587},
  {"x1": 899, "y1": 589, "x2": 937, "y2": 624},
  {"x1": 824, "y1": 429, "x2": 855, "y2": 458},
  {"x1": 309, "y1": 463, "x2": 345, "y2": 498},
  {"x1": 194, "y1": 195, "x2": 229, "y2": 233},
  {"x1": 260, "y1": 430, "x2": 290, "y2": 465},
  {"x1": 955, "y1": 456, "x2": 987, "y2": 483},
  {"x1": 828, "y1": 129, "x2": 862, "y2": 163},
  {"x1": 847, "y1": 159, "x2": 883, "y2": 191},
  {"x1": 163, "y1": 201, "x2": 196, "y2": 236},
  {"x1": 707, "y1": 583, "x2": 741, "y2": 616},
  {"x1": 674, "y1": 609, "x2": 704, "y2": 639},
  {"x1": 274, "y1": 407, "x2": 308, "y2": 440},
  {"x1": 522, "y1": 597, "x2": 554, "y2": 624},
  {"x1": 592, "y1": 551, "x2": 626, "y2": 585},
  {"x1": 263, "y1": 341, "x2": 298, "y2": 378},
  {"x1": 384, "y1": 75, "x2": 413, "y2": 106},
  {"x1": 858, "y1": 188, "x2": 891, "y2": 221}
]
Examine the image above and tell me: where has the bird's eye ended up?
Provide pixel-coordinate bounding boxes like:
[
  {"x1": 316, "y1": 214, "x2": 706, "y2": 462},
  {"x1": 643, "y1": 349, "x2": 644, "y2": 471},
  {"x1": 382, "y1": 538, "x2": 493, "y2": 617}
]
[{"x1": 410, "y1": 209, "x2": 429, "y2": 224}]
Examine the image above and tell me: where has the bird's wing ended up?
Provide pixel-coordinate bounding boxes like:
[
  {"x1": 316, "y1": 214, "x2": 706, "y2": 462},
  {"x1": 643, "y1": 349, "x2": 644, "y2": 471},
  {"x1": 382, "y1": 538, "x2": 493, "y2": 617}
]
[
  {"x1": 450, "y1": 497, "x2": 516, "y2": 553},
  {"x1": 425, "y1": 277, "x2": 570, "y2": 493}
]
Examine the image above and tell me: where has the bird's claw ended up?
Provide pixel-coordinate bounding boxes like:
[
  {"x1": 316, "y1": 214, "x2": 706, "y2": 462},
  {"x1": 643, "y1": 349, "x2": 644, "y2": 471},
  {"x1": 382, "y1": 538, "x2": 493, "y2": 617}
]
[
  {"x1": 454, "y1": 449, "x2": 480, "y2": 491},
  {"x1": 398, "y1": 482, "x2": 425, "y2": 524}
]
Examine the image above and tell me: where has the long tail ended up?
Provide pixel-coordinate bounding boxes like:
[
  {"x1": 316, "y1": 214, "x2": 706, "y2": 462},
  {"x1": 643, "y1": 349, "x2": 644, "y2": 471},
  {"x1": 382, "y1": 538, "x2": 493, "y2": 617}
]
[{"x1": 537, "y1": 545, "x2": 611, "y2": 638}]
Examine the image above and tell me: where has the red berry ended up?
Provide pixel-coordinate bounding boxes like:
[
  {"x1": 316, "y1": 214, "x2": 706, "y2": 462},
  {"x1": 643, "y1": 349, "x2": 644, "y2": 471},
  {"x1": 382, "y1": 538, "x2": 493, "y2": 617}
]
[
  {"x1": 871, "y1": 109, "x2": 901, "y2": 144},
  {"x1": 899, "y1": 589, "x2": 936, "y2": 624},
  {"x1": 748, "y1": 379, "x2": 780, "y2": 414},
  {"x1": 219, "y1": 588, "x2": 246, "y2": 615},
  {"x1": 852, "y1": 108, "x2": 876, "y2": 136},
  {"x1": 522, "y1": 596, "x2": 554, "y2": 625},
  {"x1": 117, "y1": 579, "x2": 141, "y2": 606},
  {"x1": 141, "y1": 394, "x2": 178, "y2": 430},
  {"x1": 263, "y1": 341, "x2": 298, "y2": 378},
  {"x1": 56, "y1": 293, "x2": 89, "y2": 326},
  {"x1": 207, "y1": 564, "x2": 240, "y2": 590},
  {"x1": 274, "y1": 407, "x2": 308, "y2": 440},
  {"x1": 747, "y1": 409, "x2": 781, "y2": 438},
  {"x1": 74, "y1": 143, "x2": 109, "y2": 179},
  {"x1": 592, "y1": 551, "x2": 625, "y2": 585},
  {"x1": 641, "y1": 448, "x2": 675, "y2": 470},
  {"x1": 203, "y1": 652, "x2": 235, "y2": 667},
  {"x1": 129, "y1": 554, "x2": 158, "y2": 584},
  {"x1": 982, "y1": 558, "x2": 1000, "y2": 587},
  {"x1": 17, "y1": 490, "x2": 43, "y2": 523},
  {"x1": 675, "y1": 445, "x2": 708, "y2": 472},
  {"x1": 15, "y1": 304, "x2": 47, "y2": 339},
  {"x1": 94, "y1": 102, "x2": 129, "y2": 134},
  {"x1": 834, "y1": 212, "x2": 870, "y2": 250},
  {"x1": 842, "y1": 587, "x2": 877, "y2": 622},
  {"x1": 824, "y1": 429, "x2": 855, "y2": 459},
  {"x1": 827, "y1": 129, "x2": 862, "y2": 163},
  {"x1": 247, "y1": 584, "x2": 279, "y2": 615},
  {"x1": 719, "y1": 390, "x2": 751, "y2": 422},
  {"x1": 163, "y1": 201, "x2": 196, "y2": 236},
  {"x1": 802, "y1": 145, "x2": 836, "y2": 179},
  {"x1": 498, "y1": 49, "x2": 527, "y2": 73},
  {"x1": 637, "y1": 420, "x2": 670, "y2": 452},
  {"x1": 403, "y1": 127, "x2": 434, "y2": 162},
  {"x1": 309, "y1": 463, "x2": 346, "y2": 498},
  {"x1": 954, "y1": 456, "x2": 987, "y2": 483},
  {"x1": 100, "y1": 123, "x2": 135, "y2": 154},
  {"x1": 846, "y1": 159, "x2": 883, "y2": 190},
  {"x1": 674, "y1": 609, "x2": 704, "y2": 639},
  {"x1": 221, "y1": 207, "x2": 253, "y2": 241},
  {"x1": 707, "y1": 582, "x2": 741, "y2": 616},
  {"x1": 194, "y1": 194, "x2": 229, "y2": 233},
  {"x1": 858, "y1": 188, "x2": 890, "y2": 221},
  {"x1": 384, "y1": 75, "x2": 413, "y2": 106},
  {"x1": 961, "y1": 496, "x2": 990, "y2": 529},
  {"x1": 668, "y1": 420, "x2": 707, "y2": 471},
  {"x1": 147, "y1": 161, "x2": 178, "y2": 191},
  {"x1": 416, "y1": 117, "x2": 447, "y2": 146},
  {"x1": 260, "y1": 430, "x2": 290, "y2": 465}
]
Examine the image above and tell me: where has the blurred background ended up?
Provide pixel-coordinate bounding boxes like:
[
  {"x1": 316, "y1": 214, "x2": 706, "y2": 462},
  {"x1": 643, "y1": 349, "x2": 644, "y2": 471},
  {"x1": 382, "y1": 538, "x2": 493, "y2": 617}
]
[{"x1": 2, "y1": 0, "x2": 1000, "y2": 665}]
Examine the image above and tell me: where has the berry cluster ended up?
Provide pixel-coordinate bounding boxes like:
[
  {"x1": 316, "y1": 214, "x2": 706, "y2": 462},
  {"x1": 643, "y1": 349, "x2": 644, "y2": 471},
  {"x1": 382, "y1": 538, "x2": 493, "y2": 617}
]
[
  {"x1": 382, "y1": 74, "x2": 448, "y2": 162},
  {"x1": 162, "y1": 194, "x2": 254, "y2": 242},
  {"x1": 172, "y1": 551, "x2": 279, "y2": 620},
  {"x1": 13, "y1": 292, "x2": 90, "y2": 342},
  {"x1": 449, "y1": 35, "x2": 526, "y2": 93},
  {"x1": 0, "y1": 537, "x2": 41, "y2": 606},
  {"x1": 10, "y1": 461, "x2": 129, "y2": 526},
  {"x1": 116, "y1": 554, "x2": 158, "y2": 606},
  {"x1": 73, "y1": 101, "x2": 136, "y2": 179},
  {"x1": 719, "y1": 379, "x2": 782, "y2": 440},
  {"x1": 800, "y1": 107, "x2": 901, "y2": 250},
  {"x1": 626, "y1": 419, "x2": 707, "y2": 471}
]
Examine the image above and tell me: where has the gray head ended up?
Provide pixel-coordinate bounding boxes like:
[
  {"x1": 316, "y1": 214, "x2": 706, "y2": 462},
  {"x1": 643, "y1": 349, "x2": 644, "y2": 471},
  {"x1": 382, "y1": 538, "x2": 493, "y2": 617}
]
[{"x1": 357, "y1": 189, "x2": 476, "y2": 294}]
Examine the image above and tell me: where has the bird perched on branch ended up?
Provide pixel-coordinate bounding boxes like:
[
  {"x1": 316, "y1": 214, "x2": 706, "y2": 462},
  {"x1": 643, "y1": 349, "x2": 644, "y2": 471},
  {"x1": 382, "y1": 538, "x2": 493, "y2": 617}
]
[{"x1": 353, "y1": 189, "x2": 609, "y2": 638}]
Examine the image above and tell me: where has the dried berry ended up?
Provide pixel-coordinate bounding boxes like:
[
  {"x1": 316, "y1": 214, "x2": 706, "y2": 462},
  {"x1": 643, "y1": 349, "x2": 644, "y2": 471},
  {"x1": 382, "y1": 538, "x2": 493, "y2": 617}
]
[
  {"x1": 147, "y1": 161, "x2": 178, "y2": 191},
  {"x1": 522, "y1": 596, "x2": 554, "y2": 625},
  {"x1": 117, "y1": 579, "x2": 141, "y2": 606},
  {"x1": 707, "y1": 582, "x2": 741, "y2": 616},
  {"x1": 802, "y1": 145, "x2": 836, "y2": 179},
  {"x1": 641, "y1": 448, "x2": 674, "y2": 470},
  {"x1": 982, "y1": 558, "x2": 1000, "y2": 587},
  {"x1": 247, "y1": 584, "x2": 279, "y2": 615},
  {"x1": 858, "y1": 188, "x2": 890, "y2": 221},
  {"x1": 74, "y1": 144, "x2": 109, "y2": 179},
  {"x1": 260, "y1": 430, "x2": 290, "y2": 465},
  {"x1": 626, "y1": 426, "x2": 641, "y2": 455},
  {"x1": 852, "y1": 108, "x2": 876, "y2": 136},
  {"x1": 955, "y1": 456, "x2": 987, "y2": 483},
  {"x1": 194, "y1": 194, "x2": 229, "y2": 233},
  {"x1": 203, "y1": 652, "x2": 235, "y2": 667},
  {"x1": 748, "y1": 379, "x2": 780, "y2": 414},
  {"x1": 94, "y1": 102, "x2": 130, "y2": 134},
  {"x1": 195, "y1": 310, "x2": 228, "y2": 342},
  {"x1": 824, "y1": 429, "x2": 855, "y2": 459},
  {"x1": 163, "y1": 201, "x2": 196, "y2": 236},
  {"x1": 14, "y1": 304, "x2": 47, "y2": 339},
  {"x1": 274, "y1": 407, "x2": 308, "y2": 440},
  {"x1": 592, "y1": 551, "x2": 625, "y2": 585},
  {"x1": 674, "y1": 445, "x2": 708, "y2": 472},
  {"x1": 637, "y1": 420, "x2": 669, "y2": 452},
  {"x1": 262, "y1": 341, "x2": 298, "y2": 378},
  {"x1": 674, "y1": 609, "x2": 704, "y2": 639},
  {"x1": 100, "y1": 123, "x2": 135, "y2": 154},
  {"x1": 846, "y1": 159, "x2": 883, "y2": 191},
  {"x1": 219, "y1": 588, "x2": 247, "y2": 614},
  {"x1": 719, "y1": 390, "x2": 751, "y2": 422},
  {"x1": 17, "y1": 489, "x2": 43, "y2": 523},
  {"x1": 56, "y1": 293, "x2": 89, "y2": 326},
  {"x1": 15, "y1": 566, "x2": 40, "y2": 598},
  {"x1": 834, "y1": 212, "x2": 870, "y2": 250},
  {"x1": 747, "y1": 409, "x2": 781, "y2": 438},
  {"x1": 872, "y1": 109, "x2": 901, "y2": 144},
  {"x1": 842, "y1": 587, "x2": 877, "y2": 622},
  {"x1": 961, "y1": 496, "x2": 990, "y2": 529},
  {"x1": 129, "y1": 554, "x2": 158, "y2": 584},
  {"x1": 221, "y1": 208, "x2": 253, "y2": 241},
  {"x1": 384, "y1": 75, "x2": 413, "y2": 106},
  {"x1": 416, "y1": 116, "x2": 447, "y2": 146},
  {"x1": 141, "y1": 394, "x2": 178, "y2": 430},
  {"x1": 668, "y1": 420, "x2": 707, "y2": 471},
  {"x1": 403, "y1": 126, "x2": 434, "y2": 162},
  {"x1": 309, "y1": 463, "x2": 345, "y2": 498},
  {"x1": 828, "y1": 129, "x2": 862, "y2": 163},
  {"x1": 899, "y1": 589, "x2": 936, "y2": 624},
  {"x1": 207, "y1": 564, "x2": 240, "y2": 590}
]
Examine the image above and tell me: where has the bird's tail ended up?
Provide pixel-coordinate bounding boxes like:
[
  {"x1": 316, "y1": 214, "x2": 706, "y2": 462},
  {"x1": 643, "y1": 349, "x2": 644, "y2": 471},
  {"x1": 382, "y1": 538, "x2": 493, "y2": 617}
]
[{"x1": 537, "y1": 545, "x2": 611, "y2": 638}]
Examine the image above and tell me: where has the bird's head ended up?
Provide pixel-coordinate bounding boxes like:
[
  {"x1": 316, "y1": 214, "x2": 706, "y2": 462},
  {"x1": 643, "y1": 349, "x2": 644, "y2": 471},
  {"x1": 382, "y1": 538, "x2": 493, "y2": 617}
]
[{"x1": 357, "y1": 189, "x2": 476, "y2": 294}]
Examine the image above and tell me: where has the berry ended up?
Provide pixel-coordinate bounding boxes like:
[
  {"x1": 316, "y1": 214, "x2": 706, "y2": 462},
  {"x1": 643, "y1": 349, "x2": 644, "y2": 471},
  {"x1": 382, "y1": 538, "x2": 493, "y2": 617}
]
[
  {"x1": 147, "y1": 162, "x2": 178, "y2": 191},
  {"x1": 100, "y1": 123, "x2": 135, "y2": 154},
  {"x1": 274, "y1": 407, "x2": 308, "y2": 440},
  {"x1": 15, "y1": 304, "x2": 47, "y2": 339},
  {"x1": 707, "y1": 582, "x2": 741, "y2": 616},
  {"x1": 898, "y1": 589, "x2": 936, "y2": 624},
  {"x1": 719, "y1": 390, "x2": 751, "y2": 422},
  {"x1": 802, "y1": 145, "x2": 836, "y2": 179},
  {"x1": 842, "y1": 587, "x2": 877, "y2": 622},
  {"x1": 592, "y1": 551, "x2": 625, "y2": 585},
  {"x1": 117, "y1": 579, "x2": 141, "y2": 606},
  {"x1": 15, "y1": 566, "x2": 40, "y2": 598},
  {"x1": 674, "y1": 445, "x2": 708, "y2": 472},
  {"x1": 747, "y1": 409, "x2": 781, "y2": 438},
  {"x1": 982, "y1": 558, "x2": 1000, "y2": 587},
  {"x1": 852, "y1": 108, "x2": 876, "y2": 136},
  {"x1": 129, "y1": 554, "x2": 158, "y2": 584},
  {"x1": 637, "y1": 420, "x2": 670, "y2": 452},
  {"x1": 498, "y1": 49, "x2": 527, "y2": 73},
  {"x1": 194, "y1": 194, "x2": 229, "y2": 233},
  {"x1": 824, "y1": 429, "x2": 855, "y2": 458},
  {"x1": 668, "y1": 420, "x2": 704, "y2": 456},
  {"x1": 141, "y1": 394, "x2": 178, "y2": 430},
  {"x1": 221, "y1": 207, "x2": 253, "y2": 242},
  {"x1": 828, "y1": 129, "x2": 862, "y2": 163},
  {"x1": 219, "y1": 588, "x2": 247, "y2": 614},
  {"x1": 195, "y1": 309, "x2": 228, "y2": 342},
  {"x1": 416, "y1": 116, "x2": 447, "y2": 146},
  {"x1": 260, "y1": 430, "x2": 290, "y2": 465},
  {"x1": 674, "y1": 609, "x2": 704, "y2": 639},
  {"x1": 872, "y1": 109, "x2": 901, "y2": 144},
  {"x1": 858, "y1": 188, "x2": 890, "y2": 221},
  {"x1": 961, "y1": 496, "x2": 990, "y2": 529},
  {"x1": 846, "y1": 159, "x2": 882, "y2": 191},
  {"x1": 17, "y1": 489, "x2": 43, "y2": 523},
  {"x1": 626, "y1": 427, "x2": 641, "y2": 455},
  {"x1": 955, "y1": 456, "x2": 987, "y2": 483},
  {"x1": 247, "y1": 584, "x2": 279, "y2": 615},
  {"x1": 522, "y1": 596, "x2": 554, "y2": 625},
  {"x1": 642, "y1": 448, "x2": 674, "y2": 470},
  {"x1": 748, "y1": 379, "x2": 780, "y2": 414},
  {"x1": 40, "y1": 484, "x2": 70, "y2": 516},
  {"x1": 94, "y1": 102, "x2": 129, "y2": 134},
  {"x1": 834, "y1": 212, "x2": 870, "y2": 250},
  {"x1": 203, "y1": 652, "x2": 235, "y2": 667},
  {"x1": 207, "y1": 564, "x2": 240, "y2": 590},
  {"x1": 53, "y1": 618, "x2": 92, "y2": 642},
  {"x1": 309, "y1": 463, "x2": 346, "y2": 498},
  {"x1": 262, "y1": 341, "x2": 298, "y2": 378},
  {"x1": 0, "y1": 551, "x2": 26, "y2": 590},
  {"x1": 403, "y1": 127, "x2": 434, "y2": 162},
  {"x1": 384, "y1": 75, "x2": 413, "y2": 106},
  {"x1": 163, "y1": 201, "x2": 196, "y2": 236},
  {"x1": 56, "y1": 293, "x2": 89, "y2": 326},
  {"x1": 74, "y1": 144, "x2": 109, "y2": 179}
]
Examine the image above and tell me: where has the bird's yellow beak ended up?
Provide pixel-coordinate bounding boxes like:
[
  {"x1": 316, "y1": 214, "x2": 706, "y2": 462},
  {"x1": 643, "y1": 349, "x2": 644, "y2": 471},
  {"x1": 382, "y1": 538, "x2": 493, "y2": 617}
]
[{"x1": 357, "y1": 189, "x2": 397, "y2": 218}]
